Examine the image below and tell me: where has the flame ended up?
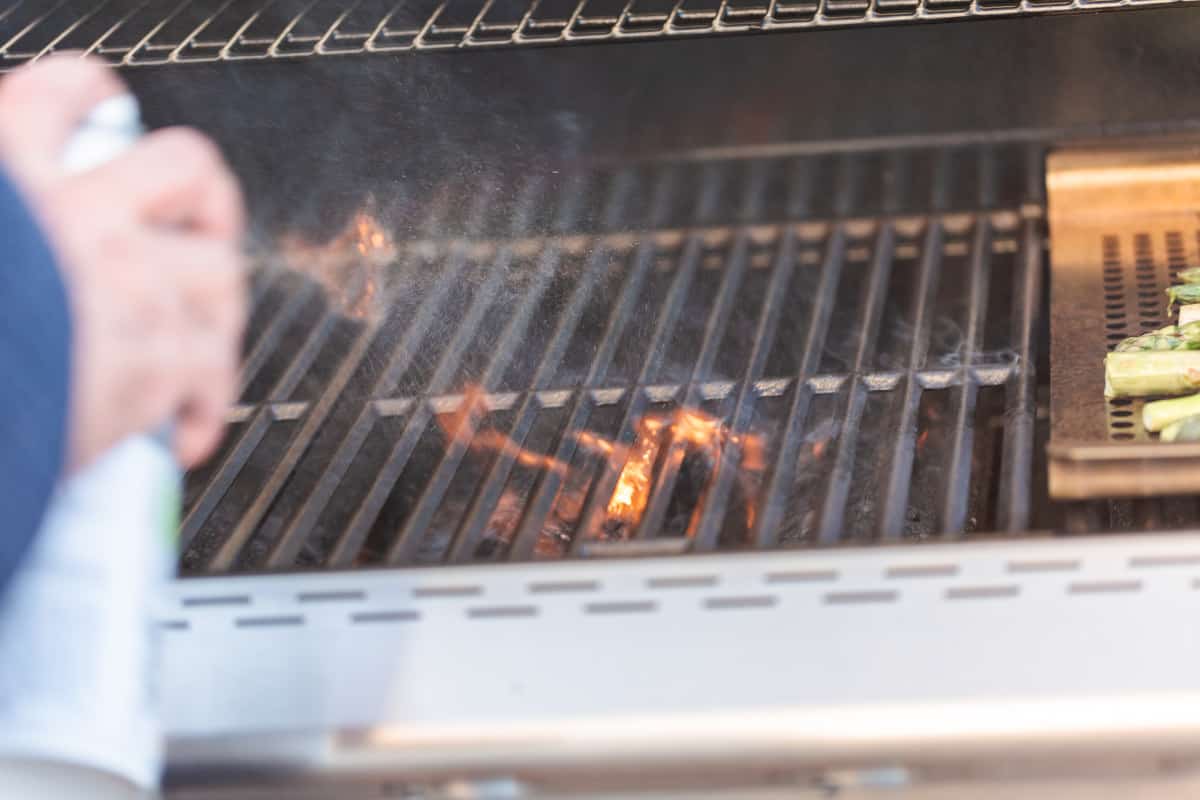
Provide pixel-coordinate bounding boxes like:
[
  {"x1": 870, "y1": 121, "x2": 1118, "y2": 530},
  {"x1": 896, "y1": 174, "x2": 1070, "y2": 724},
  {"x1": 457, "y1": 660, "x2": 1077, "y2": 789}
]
[
  {"x1": 606, "y1": 416, "x2": 665, "y2": 526},
  {"x1": 435, "y1": 385, "x2": 572, "y2": 478},
  {"x1": 277, "y1": 204, "x2": 396, "y2": 321},
  {"x1": 574, "y1": 429, "x2": 616, "y2": 457},
  {"x1": 740, "y1": 434, "x2": 766, "y2": 471},
  {"x1": 602, "y1": 409, "x2": 765, "y2": 539},
  {"x1": 474, "y1": 430, "x2": 568, "y2": 476},
  {"x1": 435, "y1": 388, "x2": 767, "y2": 550}
]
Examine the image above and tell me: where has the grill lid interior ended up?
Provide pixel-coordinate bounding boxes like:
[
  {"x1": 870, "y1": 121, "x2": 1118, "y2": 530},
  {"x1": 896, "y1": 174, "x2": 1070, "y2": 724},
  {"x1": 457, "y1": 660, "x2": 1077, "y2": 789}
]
[{"x1": 0, "y1": 0, "x2": 1188, "y2": 69}]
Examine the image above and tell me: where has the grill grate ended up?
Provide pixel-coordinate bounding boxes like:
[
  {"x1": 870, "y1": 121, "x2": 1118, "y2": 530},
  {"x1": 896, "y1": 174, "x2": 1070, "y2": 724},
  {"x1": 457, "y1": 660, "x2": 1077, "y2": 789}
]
[
  {"x1": 0, "y1": 0, "x2": 1183, "y2": 69},
  {"x1": 182, "y1": 143, "x2": 1049, "y2": 573}
]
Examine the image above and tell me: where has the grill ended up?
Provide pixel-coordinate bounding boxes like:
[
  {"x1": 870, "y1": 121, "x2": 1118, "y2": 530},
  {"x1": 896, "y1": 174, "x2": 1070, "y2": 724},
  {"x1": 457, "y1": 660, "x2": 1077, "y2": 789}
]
[
  {"x1": 0, "y1": 0, "x2": 1184, "y2": 68},
  {"x1": 17, "y1": 4, "x2": 1200, "y2": 793}
]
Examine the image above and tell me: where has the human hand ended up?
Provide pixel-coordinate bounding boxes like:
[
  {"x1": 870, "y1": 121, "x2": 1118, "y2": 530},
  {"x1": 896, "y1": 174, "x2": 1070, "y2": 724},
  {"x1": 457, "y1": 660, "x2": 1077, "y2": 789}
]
[{"x1": 0, "y1": 55, "x2": 246, "y2": 471}]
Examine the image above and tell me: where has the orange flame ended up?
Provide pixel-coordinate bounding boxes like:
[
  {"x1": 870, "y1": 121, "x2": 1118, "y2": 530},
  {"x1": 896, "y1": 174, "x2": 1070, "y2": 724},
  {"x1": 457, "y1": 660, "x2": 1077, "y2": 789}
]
[
  {"x1": 278, "y1": 205, "x2": 396, "y2": 321},
  {"x1": 574, "y1": 429, "x2": 617, "y2": 457},
  {"x1": 740, "y1": 433, "x2": 766, "y2": 472},
  {"x1": 606, "y1": 416, "x2": 664, "y2": 526},
  {"x1": 603, "y1": 409, "x2": 765, "y2": 538},
  {"x1": 436, "y1": 387, "x2": 767, "y2": 547},
  {"x1": 473, "y1": 429, "x2": 568, "y2": 476}
]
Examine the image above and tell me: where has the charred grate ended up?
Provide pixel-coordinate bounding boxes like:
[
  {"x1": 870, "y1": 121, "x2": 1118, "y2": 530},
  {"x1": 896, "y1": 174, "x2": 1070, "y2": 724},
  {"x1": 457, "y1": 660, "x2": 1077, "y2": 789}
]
[
  {"x1": 0, "y1": 0, "x2": 1182, "y2": 69},
  {"x1": 181, "y1": 143, "x2": 1046, "y2": 573}
]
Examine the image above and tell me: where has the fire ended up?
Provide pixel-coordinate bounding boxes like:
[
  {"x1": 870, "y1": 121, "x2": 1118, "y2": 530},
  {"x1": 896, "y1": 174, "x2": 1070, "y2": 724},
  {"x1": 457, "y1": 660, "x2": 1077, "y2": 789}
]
[
  {"x1": 473, "y1": 429, "x2": 567, "y2": 476},
  {"x1": 606, "y1": 416, "x2": 665, "y2": 525},
  {"x1": 741, "y1": 434, "x2": 766, "y2": 471},
  {"x1": 277, "y1": 203, "x2": 396, "y2": 321},
  {"x1": 355, "y1": 213, "x2": 388, "y2": 256},
  {"x1": 574, "y1": 429, "x2": 616, "y2": 457},
  {"x1": 435, "y1": 386, "x2": 767, "y2": 551},
  {"x1": 601, "y1": 409, "x2": 765, "y2": 540}
]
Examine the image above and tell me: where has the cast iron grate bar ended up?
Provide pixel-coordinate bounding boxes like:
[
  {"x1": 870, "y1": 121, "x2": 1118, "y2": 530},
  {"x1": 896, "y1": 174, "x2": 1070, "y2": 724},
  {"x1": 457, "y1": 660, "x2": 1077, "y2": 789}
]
[
  {"x1": 995, "y1": 144, "x2": 1043, "y2": 531},
  {"x1": 814, "y1": 222, "x2": 896, "y2": 545},
  {"x1": 878, "y1": 219, "x2": 943, "y2": 540},
  {"x1": 179, "y1": 146, "x2": 1044, "y2": 573},
  {"x1": 996, "y1": 213, "x2": 1041, "y2": 532},
  {"x1": 0, "y1": 0, "x2": 1182, "y2": 69},
  {"x1": 940, "y1": 216, "x2": 991, "y2": 536}
]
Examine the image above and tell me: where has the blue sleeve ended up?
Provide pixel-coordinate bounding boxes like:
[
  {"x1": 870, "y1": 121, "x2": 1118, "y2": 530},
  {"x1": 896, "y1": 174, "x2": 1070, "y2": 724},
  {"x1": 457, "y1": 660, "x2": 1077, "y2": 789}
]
[{"x1": 0, "y1": 172, "x2": 71, "y2": 598}]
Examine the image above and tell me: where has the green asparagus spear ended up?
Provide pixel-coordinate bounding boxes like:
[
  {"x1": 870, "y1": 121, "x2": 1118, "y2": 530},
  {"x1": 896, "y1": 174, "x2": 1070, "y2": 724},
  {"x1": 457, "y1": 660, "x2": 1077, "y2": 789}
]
[
  {"x1": 1178, "y1": 267, "x2": 1200, "y2": 285},
  {"x1": 1168, "y1": 284, "x2": 1200, "y2": 307},
  {"x1": 1144, "y1": 392, "x2": 1200, "y2": 431},
  {"x1": 1161, "y1": 414, "x2": 1200, "y2": 442},
  {"x1": 1105, "y1": 352, "x2": 1200, "y2": 397},
  {"x1": 1114, "y1": 322, "x2": 1200, "y2": 352}
]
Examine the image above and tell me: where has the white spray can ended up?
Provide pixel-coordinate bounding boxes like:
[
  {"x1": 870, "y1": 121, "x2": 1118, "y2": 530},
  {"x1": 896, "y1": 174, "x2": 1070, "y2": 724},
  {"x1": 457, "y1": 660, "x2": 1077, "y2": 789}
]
[{"x1": 0, "y1": 94, "x2": 180, "y2": 790}]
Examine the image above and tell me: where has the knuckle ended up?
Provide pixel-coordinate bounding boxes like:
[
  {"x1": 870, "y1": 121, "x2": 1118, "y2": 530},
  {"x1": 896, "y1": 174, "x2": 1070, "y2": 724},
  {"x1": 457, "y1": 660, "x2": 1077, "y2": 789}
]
[
  {"x1": 1, "y1": 56, "x2": 118, "y2": 108},
  {"x1": 155, "y1": 127, "x2": 224, "y2": 172}
]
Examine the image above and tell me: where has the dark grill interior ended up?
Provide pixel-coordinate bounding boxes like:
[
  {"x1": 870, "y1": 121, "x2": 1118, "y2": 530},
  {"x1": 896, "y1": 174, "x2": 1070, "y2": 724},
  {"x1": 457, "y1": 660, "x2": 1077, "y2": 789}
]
[
  {"x1": 0, "y1": 0, "x2": 1181, "y2": 69},
  {"x1": 76, "y1": 4, "x2": 1200, "y2": 572}
]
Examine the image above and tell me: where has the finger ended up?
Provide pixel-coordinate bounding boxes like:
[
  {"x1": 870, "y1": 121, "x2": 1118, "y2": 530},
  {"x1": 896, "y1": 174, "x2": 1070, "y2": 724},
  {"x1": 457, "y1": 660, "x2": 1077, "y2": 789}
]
[
  {"x1": 85, "y1": 229, "x2": 186, "y2": 438},
  {"x1": 172, "y1": 332, "x2": 238, "y2": 467},
  {"x1": 145, "y1": 230, "x2": 248, "y2": 335},
  {"x1": 0, "y1": 54, "x2": 126, "y2": 189},
  {"x1": 107, "y1": 305, "x2": 185, "y2": 443},
  {"x1": 80, "y1": 126, "x2": 245, "y2": 239}
]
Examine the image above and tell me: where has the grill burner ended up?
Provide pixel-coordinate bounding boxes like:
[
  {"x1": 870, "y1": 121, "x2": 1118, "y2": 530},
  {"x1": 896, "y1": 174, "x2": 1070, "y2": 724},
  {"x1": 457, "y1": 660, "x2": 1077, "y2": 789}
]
[
  {"x1": 181, "y1": 144, "x2": 1057, "y2": 573},
  {"x1": 0, "y1": 0, "x2": 1184, "y2": 70}
]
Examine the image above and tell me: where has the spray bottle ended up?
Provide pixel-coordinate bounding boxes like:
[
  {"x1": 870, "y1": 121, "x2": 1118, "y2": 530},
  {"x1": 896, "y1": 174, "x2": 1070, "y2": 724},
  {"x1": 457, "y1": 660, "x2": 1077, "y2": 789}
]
[{"x1": 0, "y1": 94, "x2": 179, "y2": 790}]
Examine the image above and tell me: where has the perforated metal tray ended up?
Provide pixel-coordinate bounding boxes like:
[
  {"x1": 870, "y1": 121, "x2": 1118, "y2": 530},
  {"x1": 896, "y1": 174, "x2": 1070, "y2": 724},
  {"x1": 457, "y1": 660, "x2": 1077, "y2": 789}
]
[{"x1": 1047, "y1": 141, "x2": 1200, "y2": 499}]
